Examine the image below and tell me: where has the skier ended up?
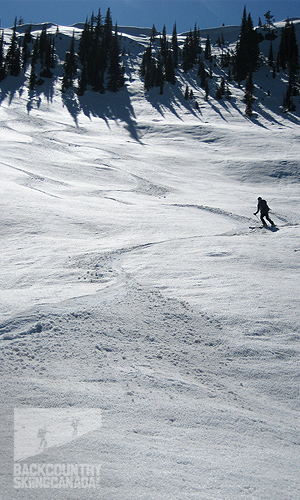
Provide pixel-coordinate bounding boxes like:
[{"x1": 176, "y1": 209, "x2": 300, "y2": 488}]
[{"x1": 254, "y1": 197, "x2": 275, "y2": 227}]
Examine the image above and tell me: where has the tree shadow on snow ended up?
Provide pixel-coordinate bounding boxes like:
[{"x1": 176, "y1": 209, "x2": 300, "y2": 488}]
[
  {"x1": 26, "y1": 78, "x2": 57, "y2": 114},
  {"x1": 36, "y1": 77, "x2": 56, "y2": 104},
  {"x1": 0, "y1": 75, "x2": 27, "y2": 107},
  {"x1": 144, "y1": 81, "x2": 202, "y2": 122},
  {"x1": 68, "y1": 86, "x2": 142, "y2": 143}
]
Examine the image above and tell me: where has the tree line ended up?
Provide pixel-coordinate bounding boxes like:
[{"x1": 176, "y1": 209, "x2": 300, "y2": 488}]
[
  {"x1": 139, "y1": 7, "x2": 299, "y2": 114},
  {"x1": 0, "y1": 8, "x2": 299, "y2": 113},
  {"x1": 0, "y1": 9, "x2": 125, "y2": 95}
]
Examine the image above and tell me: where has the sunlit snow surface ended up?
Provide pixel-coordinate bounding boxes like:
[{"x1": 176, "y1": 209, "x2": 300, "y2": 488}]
[{"x1": 1, "y1": 22, "x2": 300, "y2": 500}]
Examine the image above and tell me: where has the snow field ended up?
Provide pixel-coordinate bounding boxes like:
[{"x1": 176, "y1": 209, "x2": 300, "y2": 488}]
[{"x1": 0, "y1": 21, "x2": 300, "y2": 499}]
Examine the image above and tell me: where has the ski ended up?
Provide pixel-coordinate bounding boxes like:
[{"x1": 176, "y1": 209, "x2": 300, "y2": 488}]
[{"x1": 249, "y1": 225, "x2": 278, "y2": 231}]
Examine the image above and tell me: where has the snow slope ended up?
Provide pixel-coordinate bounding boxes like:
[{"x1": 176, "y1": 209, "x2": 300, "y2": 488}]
[{"x1": 1, "y1": 21, "x2": 300, "y2": 500}]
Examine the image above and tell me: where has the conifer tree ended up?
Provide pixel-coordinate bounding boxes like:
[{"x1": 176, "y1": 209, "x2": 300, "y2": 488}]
[
  {"x1": 182, "y1": 35, "x2": 190, "y2": 72},
  {"x1": 61, "y1": 32, "x2": 77, "y2": 92},
  {"x1": 78, "y1": 18, "x2": 92, "y2": 64},
  {"x1": 264, "y1": 10, "x2": 275, "y2": 32},
  {"x1": 182, "y1": 31, "x2": 193, "y2": 71},
  {"x1": 39, "y1": 24, "x2": 48, "y2": 66},
  {"x1": 193, "y1": 24, "x2": 201, "y2": 57},
  {"x1": 155, "y1": 57, "x2": 164, "y2": 94},
  {"x1": 6, "y1": 18, "x2": 21, "y2": 76},
  {"x1": 160, "y1": 25, "x2": 168, "y2": 64},
  {"x1": 29, "y1": 63, "x2": 37, "y2": 90},
  {"x1": 268, "y1": 42, "x2": 274, "y2": 67},
  {"x1": 204, "y1": 34, "x2": 211, "y2": 60},
  {"x1": 39, "y1": 34, "x2": 56, "y2": 77},
  {"x1": 0, "y1": 30, "x2": 6, "y2": 81},
  {"x1": 22, "y1": 24, "x2": 32, "y2": 69},
  {"x1": 140, "y1": 44, "x2": 156, "y2": 90},
  {"x1": 95, "y1": 8, "x2": 102, "y2": 39},
  {"x1": 234, "y1": 7, "x2": 259, "y2": 82},
  {"x1": 103, "y1": 8, "x2": 113, "y2": 56},
  {"x1": 77, "y1": 61, "x2": 88, "y2": 95},
  {"x1": 198, "y1": 59, "x2": 207, "y2": 88},
  {"x1": 278, "y1": 20, "x2": 299, "y2": 97},
  {"x1": 165, "y1": 50, "x2": 175, "y2": 84},
  {"x1": 150, "y1": 25, "x2": 157, "y2": 42},
  {"x1": 107, "y1": 24, "x2": 125, "y2": 92},
  {"x1": 278, "y1": 20, "x2": 298, "y2": 72},
  {"x1": 172, "y1": 23, "x2": 178, "y2": 68},
  {"x1": 31, "y1": 36, "x2": 39, "y2": 66}
]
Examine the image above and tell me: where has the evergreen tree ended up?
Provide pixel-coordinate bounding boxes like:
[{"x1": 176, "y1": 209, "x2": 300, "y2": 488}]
[
  {"x1": 39, "y1": 24, "x2": 48, "y2": 66},
  {"x1": 40, "y1": 35, "x2": 56, "y2": 77},
  {"x1": 22, "y1": 24, "x2": 32, "y2": 69},
  {"x1": 198, "y1": 59, "x2": 207, "y2": 88},
  {"x1": 234, "y1": 7, "x2": 259, "y2": 82},
  {"x1": 107, "y1": 24, "x2": 125, "y2": 92},
  {"x1": 278, "y1": 20, "x2": 298, "y2": 71},
  {"x1": 278, "y1": 20, "x2": 299, "y2": 97},
  {"x1": 6, "y1": 18, "x2": 21, "y2": 76},
  {"x1": 150, "y1": 24, "x2": 157, "y2": 42},
  {"x1": 247, "y1": 14, "x2": 259, "y2": 67},
  {"x1": 171, "y1": 23, "x2": 178, "y2": 68},
  {"x1": 78, "y1": 18, "x2": 92, "y2": 64},
  {"x1": 77, "y1": 61, "x2": 88, "y2": 95},
  {"x1": 193, "y1": 24, "x2": 201, "y2": 59},
  {"x1": 61, "y1": 32, "x2": 77, "y2": 92},
  {"x1": 103, "y1": 8, "x2": 113, "y2": 55},
  {"x1": 204, "y1": 34, "x2": 211, "y2": 60},
  {"x1": 268, "y1": 42, "x2": 274, "y2": 67},
  {"x1": 165, "y1": 50, "x2": 175, "y2": 84},
  {"x1": 140, "y1": 44, "x2": 156, "y2": 90},
  {"x1": 160, "y1": 25, "x2": 168, "y2": 64},
  {"x1": 182, "y1": 27, "x2": 200, "y2": 72},
  {"x1": 95, "y1": 8, "x2": 102, "y2": 39},
  {"x1": 264, "y1": 10, "x2": 275, "y2": 31},
  {"x1": 155, "y1": 56, "x2": 164, "y2": 93},
  {"x1": 0, "y1": 30, "x2": 6, "y2": 81},
  {"x1": 182, "y1": 34, "x2": 190, "y2": 72},
  {"x1": 31, "y1": 36, "x2": 39, "y2": 66},
  {"x1": 29, "y1": 63, "x2": 37, "y2": 90}
]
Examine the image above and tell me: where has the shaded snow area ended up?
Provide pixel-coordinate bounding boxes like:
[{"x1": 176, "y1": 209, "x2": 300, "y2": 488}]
[{"x1": 1, "y1": 22, "x2": 300, "y2": 500}]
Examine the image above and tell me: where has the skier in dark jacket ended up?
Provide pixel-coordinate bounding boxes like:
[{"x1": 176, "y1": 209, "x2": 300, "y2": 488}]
[{"x1": 254, "y1": 197, "x2": 275, "y2": 226}]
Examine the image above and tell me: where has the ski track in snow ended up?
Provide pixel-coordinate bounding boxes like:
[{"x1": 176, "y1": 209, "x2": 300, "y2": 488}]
[{"x1": 1, "y1": 20, "x2": 300, "y2": 500}]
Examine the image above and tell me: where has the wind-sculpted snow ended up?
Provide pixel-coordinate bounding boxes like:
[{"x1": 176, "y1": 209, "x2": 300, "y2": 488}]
[{"x1": 1, "y1": 20, "x2": 300, "y2": 500}]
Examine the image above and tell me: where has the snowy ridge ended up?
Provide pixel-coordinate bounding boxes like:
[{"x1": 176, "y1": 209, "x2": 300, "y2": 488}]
[{"x1": 0, "y1": 19, "x2": 300, "y2": 500}]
